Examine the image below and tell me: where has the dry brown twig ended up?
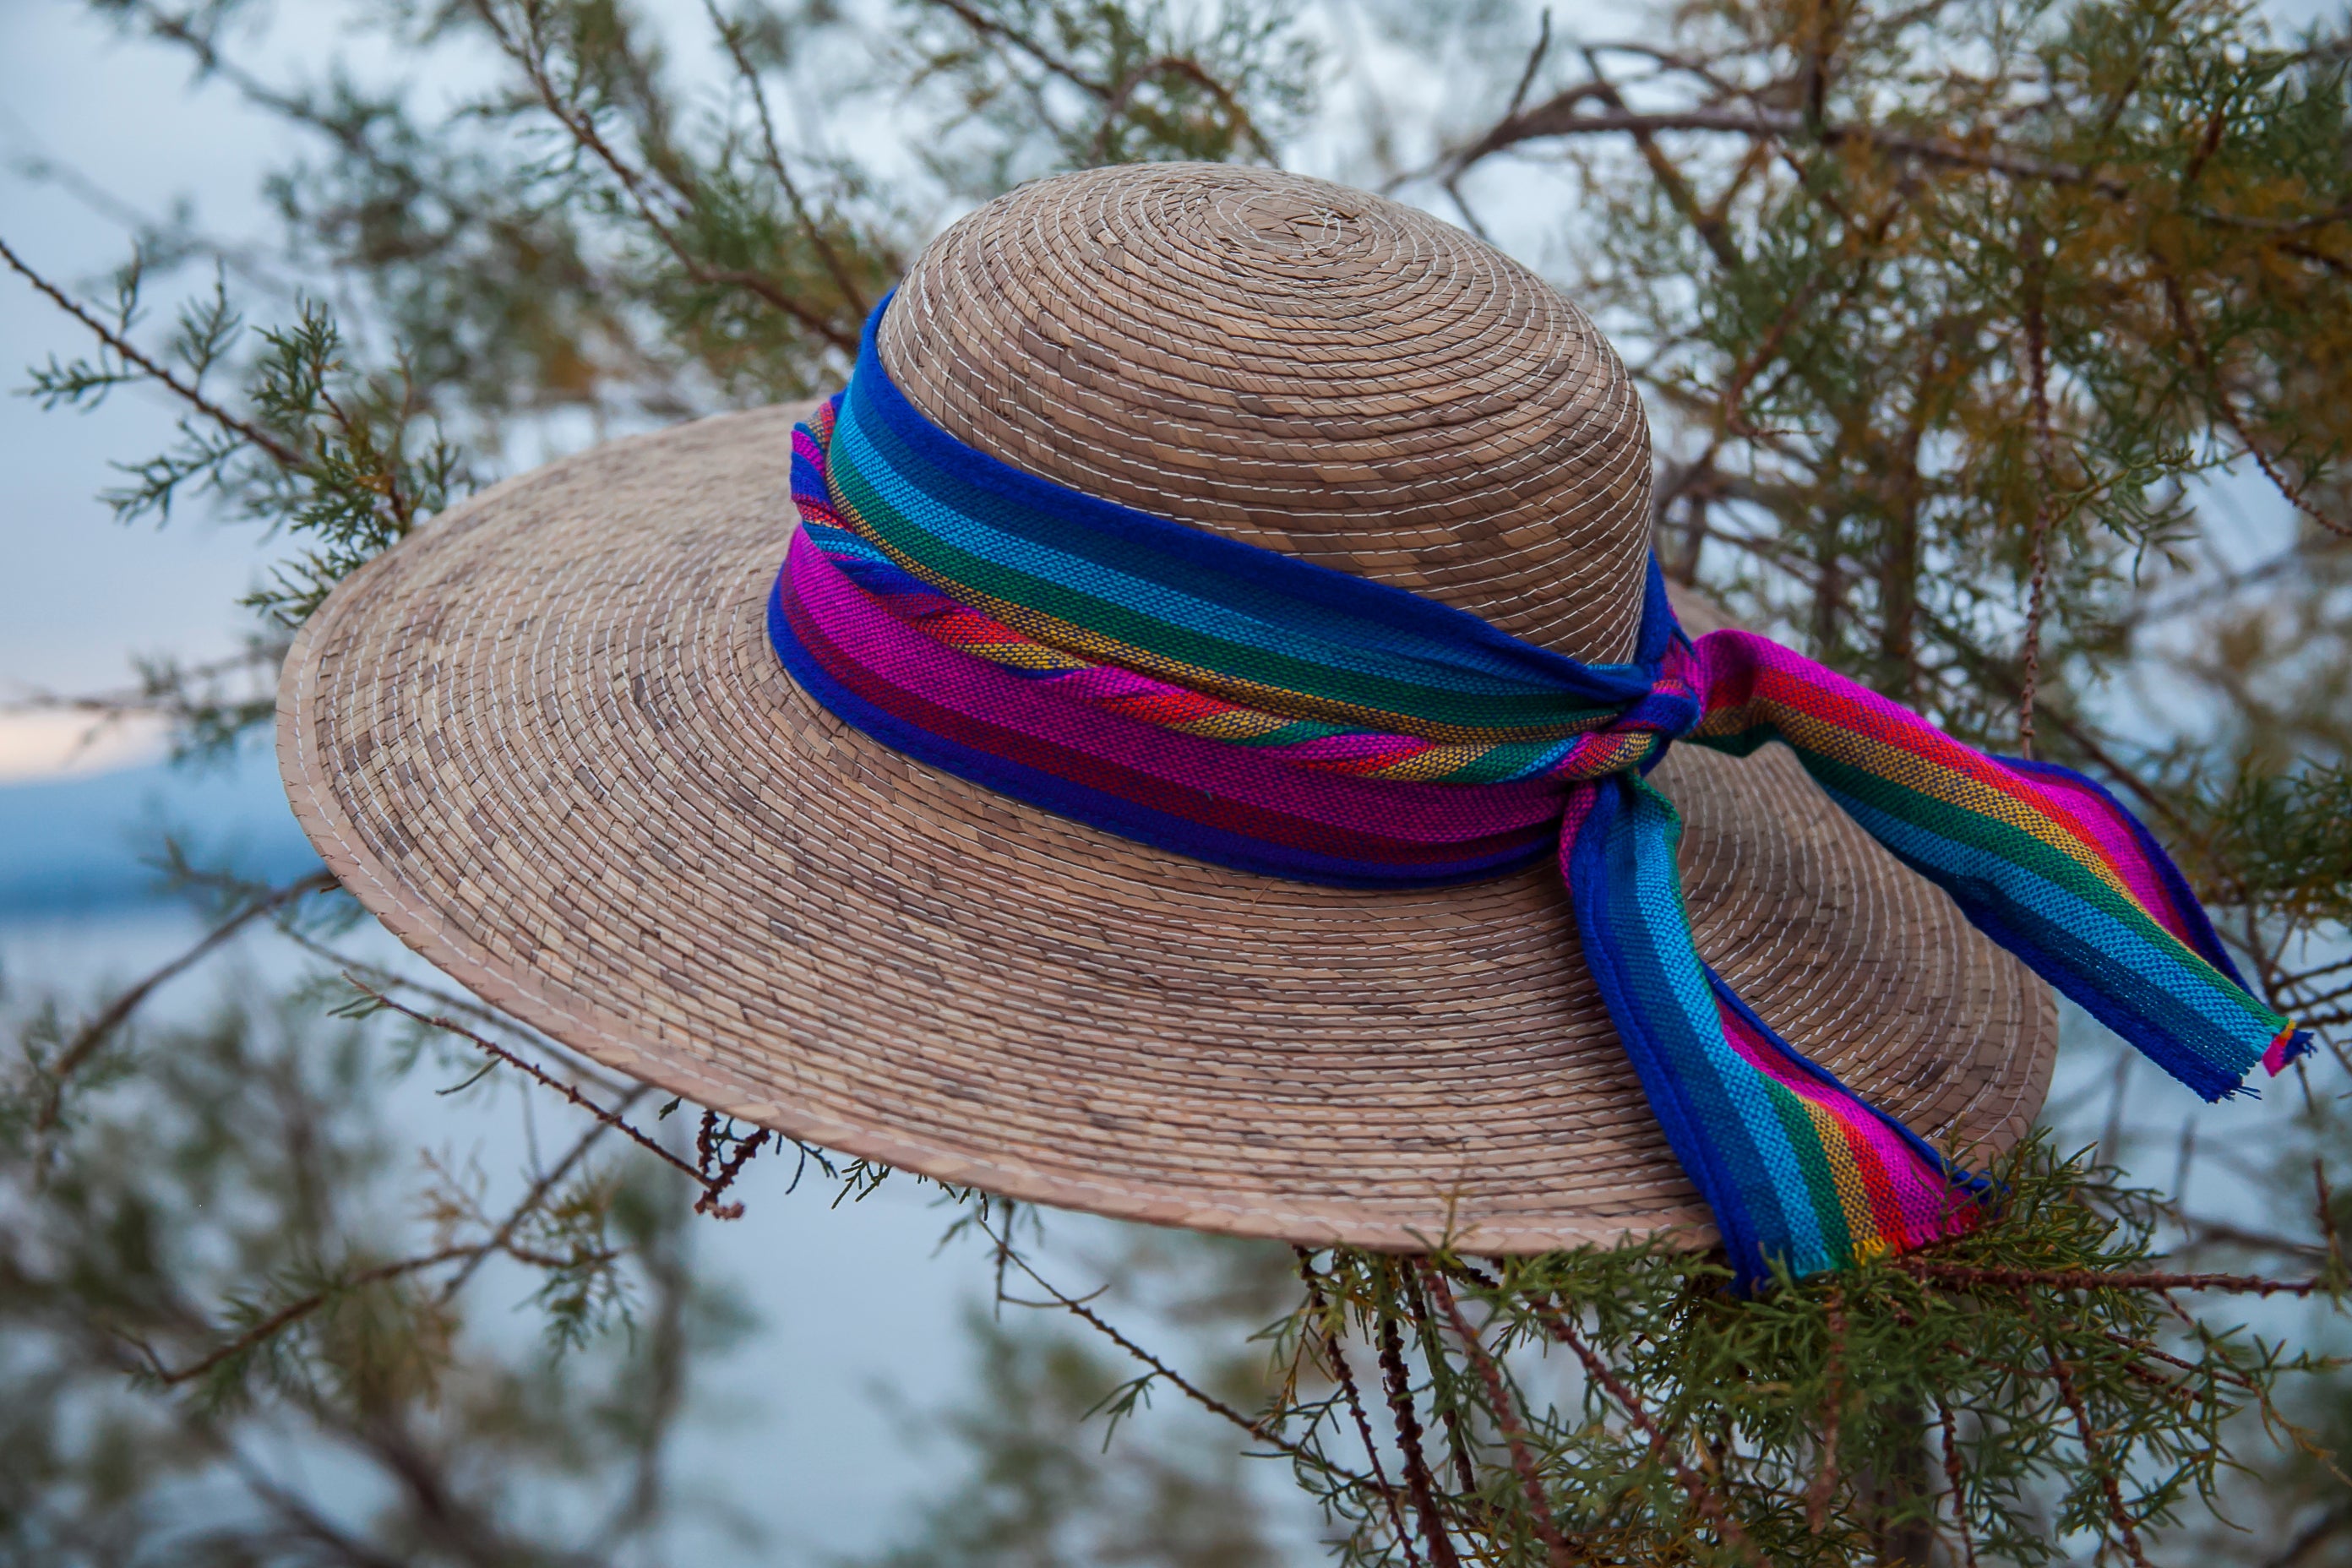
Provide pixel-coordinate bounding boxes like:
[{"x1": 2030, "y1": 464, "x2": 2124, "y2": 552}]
[
  {"x1": 975, "y1": 1217, "x2": 1378, "y2": 1491},
  {"x1": 1297, "y1": 1251, "x2": 1424, "y2": 1566},
  {"x1": 340, "y1": 975, "x2": 763, "y2": 1217},
  {"x1": 1419, "y1": 1261, "x2": 1577, "y2": 1567},
  {"x1": 1376, "y1": 1299, "x2": 1466, "y2": 1568},
  {"x1": 1897, "y1": 1259, "x2": 2326, "y2": 1296},
  {"x1": 35, "y1": 869, "x2": 339, "y2": 1132},
  {"x1": 691, "y1": 1108, "x2": 770, "y2": 1219}
]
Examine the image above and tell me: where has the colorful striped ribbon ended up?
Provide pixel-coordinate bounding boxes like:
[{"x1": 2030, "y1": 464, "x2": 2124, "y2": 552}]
[{"x1": 768, "y1": 297, "x2": 2308, "y2": 1287}]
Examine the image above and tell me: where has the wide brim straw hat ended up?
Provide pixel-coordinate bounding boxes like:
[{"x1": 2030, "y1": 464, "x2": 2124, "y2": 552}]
[{"x1": 278, "y1": 162, "x2": 2056, "y2": 1254}]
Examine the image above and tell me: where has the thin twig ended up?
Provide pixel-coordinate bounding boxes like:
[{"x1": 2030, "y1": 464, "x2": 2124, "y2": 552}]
[
  {"x1": 1298, "y1": 1250, "x2": 1422, "y2": 1567},
  {"x1": 35, "y1": 869, "x2": 336, "y2": 1130},
  {"x1": 1935, "y1": 1399, "x2": 1982, "y2": 1568},
  {"x1": 139, "y1": 1245, "x2": 476, "y2": 1386},
  {"x1": 342, "y1": 976, "x2": 713, "y2": 1190},
  {"x1": 2, "y1": 640, "x2": 285, "y2": 721},
  {"x1": 2262, "y1": 1502, "x2": 2352, "y2": 1568},
  {"x1": 982, "y1": 1220, "x2": 1369, "y2": 1485},
  {"x1": 0, "y1": 234, "x2": 305, "y2": 468},
  {"x1": 1396, "y1": 1260, "x2": 1480, "y2": 1500},
  {"x1": 1444, "y1": 101, "x2": 2137, "y2": 196},
  {"x1": 1087, "y1": 54, "x2": 1276, "y2": 164},
  {"x1": 1806, "y1": 1286, "x2": 1846, "y2": 1533},
  {"x1": 1378, "y1": 1301, "x2": 1464, "y2": 1568},
  {"x1": 1532, "y1": 1296, "x2": 1765, "y2": 1565},
  {"x1": 1717, "y1": 191, "x2": 1909, "y2": 439},
  {"x1": 2018, "y1": 223, "x2": 2061, "y2": 756},
  {"x1": 698, "y1": 0, "x2": 868, "y2": 316},
  {"x1": 471, "y1": 0, "x2": 855, "y2": 352},
  {"x1": 435, "y1": 1101, "x2": 634, "y2": 1305},
  {"x1": 2161, "y1": 270, "x2": 2351, "y2": 538},
  {"x1": 1420, "y1": 1262, "x2": 1576, "y2": 1567},
  {"x1": 1505, "y1": 12, "x2": 1554, "y2": 125},
  {"x1": 2045, "y1": 1338, "x2": 2153, "y2": 1568},
  {"x1": 918, "y1": 0, "x2": 1106, "y2": 96},
  {"x1": 139, "y1": 1237, "x2": 620, "y2": 1391},
  {"x1": 691, "y1": 1115, "x2": 770, "y2": 1219},
  {"x1": 1899, "y1": 1260, "x2": 2324, "y2": 1295},
  {"x1": 1577, "y1": 60, "x2": 1744, "y2": 273},
  {"x1": 284, "y1": 928, "x2": 632, "y2": 1096},
  {"x1": 2102, "y1": 1328, "x2": 2261, "y2": 1391}
]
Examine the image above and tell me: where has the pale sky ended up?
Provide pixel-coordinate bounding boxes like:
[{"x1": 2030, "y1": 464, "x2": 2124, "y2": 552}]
[
  {"x1": 1, "y1": 8, "x2": 2338, "y2": 1554},
  {"x1": 0, "y1": 3, "x2": 298, "y2": 776},
  {"x1": 2, "y1": 0, "x2": 2342, "y2": 781}
]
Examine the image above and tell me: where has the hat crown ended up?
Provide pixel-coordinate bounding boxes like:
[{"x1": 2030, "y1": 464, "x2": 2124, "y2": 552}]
[{"x1": 878, "y1": 163, "x2": 1656, "y2": 663}]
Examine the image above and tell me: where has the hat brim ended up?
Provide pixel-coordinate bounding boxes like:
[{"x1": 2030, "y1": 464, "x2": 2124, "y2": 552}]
[{"x1": 278, "y1": 402, "x2": 2056, "y2": 1254}]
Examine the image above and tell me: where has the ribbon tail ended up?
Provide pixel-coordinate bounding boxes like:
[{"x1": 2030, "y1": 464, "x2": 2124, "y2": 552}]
[
  {"x1": 1688, "y1": 630, "x2": 2306, "y2": 1102},
  {"x1": 1563, "y1": 775, "x2": 1984, "y2": 1289},
  {"x1": 1995, "y1": 754, "x2": 2313, "y2": 1084}
]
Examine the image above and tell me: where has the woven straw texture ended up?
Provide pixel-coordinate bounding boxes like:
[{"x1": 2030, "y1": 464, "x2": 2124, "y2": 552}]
[
  {"x1": 278, "y1": 166, "x2": 2057, "y2": 1251},
  {"x1": 279, "y1": 423, "x2": 2055, "y2": 1252},
  {"x1": 881, "y1": 164, "x2": 1656, "y2": 662}
]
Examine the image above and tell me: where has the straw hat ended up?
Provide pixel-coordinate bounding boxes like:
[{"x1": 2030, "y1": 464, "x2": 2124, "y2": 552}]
[{"x1": 277, "y1": 163, "x2": 2055, "y2": 1252}]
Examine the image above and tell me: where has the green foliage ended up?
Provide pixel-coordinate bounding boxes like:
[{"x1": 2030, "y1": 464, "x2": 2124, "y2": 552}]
[
  {"x1": 14, "y1": 248, "x2": 462, "y2": 625},
  {"x1": 852, "y1": 1306, "x2": 1292, "y2": 1567},
  {"x1": 1270, "y1": 1145, "x2": 2332, "y2": 1565},
  {"x1": 7, "y1": 0, "x2": 2352, "y2": 1560},
  {"x1": 2204, "y1": 762, "x2": 2352, "y2": 932},
  {"x1": 1496, "y1": 0, "x2": 2352, "y2": 733},
  {"x1": 899, "y1": 0, "x2": 1315, "y2": 189},
  {"x1": 2, "y1": 960, "x2": 749, "y2": 1565}
]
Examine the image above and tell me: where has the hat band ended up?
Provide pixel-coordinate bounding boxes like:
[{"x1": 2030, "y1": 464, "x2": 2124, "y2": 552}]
[{"x1": 767, "y1": 299, "x2": 2306, "y2": 1286}]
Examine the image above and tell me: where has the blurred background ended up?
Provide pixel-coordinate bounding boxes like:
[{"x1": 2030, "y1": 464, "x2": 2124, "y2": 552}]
[
  {"x1": 5, "y1": 0, "x2": 2349, "y2": 1562},
  {"x1": 0, "y1": 7, "x2": 1331, "y2": 1560}
]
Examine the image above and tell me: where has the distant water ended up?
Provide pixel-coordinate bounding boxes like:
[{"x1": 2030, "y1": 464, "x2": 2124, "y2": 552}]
[
  {"x1": 0, "y1": 747, "x2": 1034, "y2": 1561},
  {"x1": 0, "y1": 741, "x2": 318, "y2": 917}
]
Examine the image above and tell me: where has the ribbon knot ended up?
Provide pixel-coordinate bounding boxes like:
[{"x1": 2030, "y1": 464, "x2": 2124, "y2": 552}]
[
  {"x1": 1570, "y1": 656, "x2": 1703, "y2": 781},
  {"x1": 770, "y1": 297, "x2": 2308, "y2": 1288}
]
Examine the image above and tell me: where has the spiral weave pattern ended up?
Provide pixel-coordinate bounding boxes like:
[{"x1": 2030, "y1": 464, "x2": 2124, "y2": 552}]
[{"x1": 778, "y1": 308, "x2": 2309, "y2": 1284}]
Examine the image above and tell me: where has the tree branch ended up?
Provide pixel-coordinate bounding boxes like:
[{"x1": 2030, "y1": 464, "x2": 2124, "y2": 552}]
[
  {"x1": 1445, "y1": 99, "x2": 2136, "y2": 195},
  {"x1": 1088, "y1": 53, "x2": 1276, "y2": 165},
  {"x1": 1419, "y1": 1262, "x2": 1574, "y2": 1566},
  {"x1": 1, "y1": 234, "x2": 304, "y2": 469},
  {"x1": 1298, "y1": 1250, "x2": 1422, "y2": 1565},
  {"x1": 341, "y1": 976, "x2": 736, "y2": 1201},
  {"x1": 470, "y1": 0, "x2": 856, "y2": 353},
  {"x1": 2044, "y1": 1338, "x2": 2153, "y2": 1568},
  {"x1": 699, "y1": 0, "x2": 870, "y2": 316},
  {"x1": 979, "y1": 1215, "x2": 1372, "y2": 1486},
  {"x1": 35, "y1": 869, "x2": 337, "y2": 1130},
  {"x1": 1900, "y1": 1260, "x2": 2326, "y2": 1295},
  {"x1": 139, "y1": 1245, "x2": 478, "y2": 1386},
  {"x1": 1528, "y1": 1289, "x2": 1764, "y2": 1565}
]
